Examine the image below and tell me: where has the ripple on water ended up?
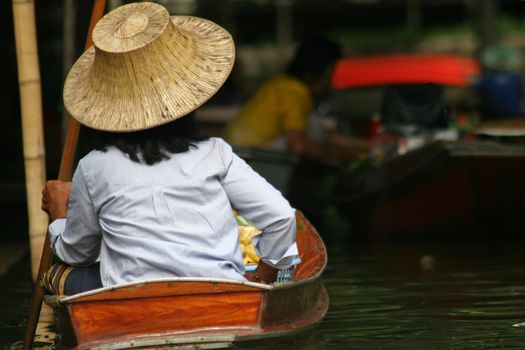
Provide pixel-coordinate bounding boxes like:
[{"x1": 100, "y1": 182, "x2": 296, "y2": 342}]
[{"x1": 318, "y1": 242, "x2": 525, "y2": 349}]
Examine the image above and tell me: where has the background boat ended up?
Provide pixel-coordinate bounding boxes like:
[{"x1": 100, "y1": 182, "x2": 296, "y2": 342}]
[
  {"x1": 331, "y1": 53, "x2": 525, "y2": 239},
  {"x1": 337, "y1": 140, "x2": 525, "y2": 239}
]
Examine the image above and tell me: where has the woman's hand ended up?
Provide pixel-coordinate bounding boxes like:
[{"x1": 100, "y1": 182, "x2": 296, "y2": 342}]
[
  {"x1": 245, "y1": 260, "x2": 279, "y2": 284},
  {"x1": 41, "y1": 180, "x2": 72, "y2": 221}
]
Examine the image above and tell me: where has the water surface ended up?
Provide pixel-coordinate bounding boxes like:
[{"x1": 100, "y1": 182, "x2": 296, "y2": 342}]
[
  {"x1": 2, "y1": 239, "x2": 525, "y2": 349},
  {"x1": 320, "y1": 239, "x2": 525, "y2": 349}
]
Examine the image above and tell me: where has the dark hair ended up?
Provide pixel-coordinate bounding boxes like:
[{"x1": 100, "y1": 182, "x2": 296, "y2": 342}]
[
  {"x1": 94, "y1": 114, "x2": 209, "y2": 165},
  {"x1": 286, "y1": 37, "x2": 343, "y2": 82}
]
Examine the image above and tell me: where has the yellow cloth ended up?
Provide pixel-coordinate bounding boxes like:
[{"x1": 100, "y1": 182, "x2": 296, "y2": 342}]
[
  {"x1": 234, "y1": 211, "x2": 262, "y2": 266},
  {"x1": 224, "y1": 75, "x2": 314, "y2": 148},
  {"x1": 238, "y1": 225, "x2": 261, "y2": 265}
]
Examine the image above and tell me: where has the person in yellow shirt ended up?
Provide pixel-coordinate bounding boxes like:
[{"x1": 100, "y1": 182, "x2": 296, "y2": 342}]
[
  {"x1": 225, "y1": 75, "x2": 313, "y2": 148},
  {"x1": 225, "y1": 38, "x2": 371, "y2": 162}
]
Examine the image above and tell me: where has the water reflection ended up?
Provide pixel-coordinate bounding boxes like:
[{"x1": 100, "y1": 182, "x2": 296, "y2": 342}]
[
  {"x1": 0, "y1": 253, "x2": 32, "y2": 349},
  {"x1": 320, "y1": 241, "x2": 525, "y2": 349},
  {"x1": 2, "y1": 240, "x2": 525, "y2": 349}
]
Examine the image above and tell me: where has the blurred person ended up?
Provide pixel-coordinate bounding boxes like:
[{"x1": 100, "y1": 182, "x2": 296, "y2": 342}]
[{"x1": 224, "y1": 37, "x2": 373, "y2": 162}]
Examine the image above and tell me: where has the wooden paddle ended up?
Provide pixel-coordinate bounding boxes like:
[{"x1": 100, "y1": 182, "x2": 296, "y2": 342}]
[{"x1": 23, "y1": 1, "x2": 106, "y2": 348}]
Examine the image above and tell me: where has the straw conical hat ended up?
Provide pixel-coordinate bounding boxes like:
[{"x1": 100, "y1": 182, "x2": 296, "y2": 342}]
[{"x1": 64, "y1": 2, "x2": 235, "y2": 132}]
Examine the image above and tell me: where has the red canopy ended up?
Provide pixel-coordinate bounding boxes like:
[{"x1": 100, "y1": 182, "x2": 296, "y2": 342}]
[{"x1": 332, "y1": 54, "x2": 480, "y2": 89}]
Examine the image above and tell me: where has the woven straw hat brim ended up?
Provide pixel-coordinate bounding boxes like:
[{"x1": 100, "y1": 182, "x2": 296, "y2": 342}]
[{"x1": 64, "y1": 6, "x2": 234, "y2": 132}]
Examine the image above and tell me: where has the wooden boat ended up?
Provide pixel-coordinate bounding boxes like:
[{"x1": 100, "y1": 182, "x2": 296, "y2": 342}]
[
  {"x1": 337, "y1": 140, "x2": 525, "y2": 238},
  {"x1": 43, "y1": 211, "x2": 328, "y2": 349}
]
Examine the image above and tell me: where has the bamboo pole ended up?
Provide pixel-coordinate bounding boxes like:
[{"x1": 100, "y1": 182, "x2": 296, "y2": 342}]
[
  {"x1": 12, "y1": 0, "x2": 48, "y2": 281},
  {"x1": 22, "y1": 1, "x2": 107, "y2": 348}
]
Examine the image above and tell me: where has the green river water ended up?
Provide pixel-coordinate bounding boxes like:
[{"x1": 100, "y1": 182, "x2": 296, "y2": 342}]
[{"x1": 1, "y1": 237, "x2": 525, "y2": 349}]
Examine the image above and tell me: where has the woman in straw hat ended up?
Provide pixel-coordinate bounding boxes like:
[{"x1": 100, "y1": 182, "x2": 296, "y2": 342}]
[{"x1": 40, "y1": 2, "x2": 296, "y2": 295}]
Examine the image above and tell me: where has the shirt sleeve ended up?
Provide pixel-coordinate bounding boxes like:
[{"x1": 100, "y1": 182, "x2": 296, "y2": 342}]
[
  {"x1": 218, "y1": 140, "x2": 297, "y2": 269},
  {"x1": 48, "y1": 162, "x2": 102, "y2": 266}
]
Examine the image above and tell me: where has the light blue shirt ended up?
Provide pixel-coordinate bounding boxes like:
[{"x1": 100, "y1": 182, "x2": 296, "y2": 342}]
[{"x1": 49, "y1": 138, "x2": 296, "y2": 287}]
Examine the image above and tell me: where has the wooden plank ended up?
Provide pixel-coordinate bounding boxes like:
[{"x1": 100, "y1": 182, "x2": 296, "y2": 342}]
[
  {"x1": 70, "y1": 291, "x2": 263, "y2": 347},
  {"x1": 69, "y1": 281, "x2": 261, "y2": 303},
  {"x1": 294, "y1": 212, "x2": 326, "y2": 280}
]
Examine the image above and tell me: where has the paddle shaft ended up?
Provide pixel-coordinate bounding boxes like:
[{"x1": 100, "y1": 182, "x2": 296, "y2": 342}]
[{"x1": 23, "y1": 1, "x2": 106, "y2": 348}]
